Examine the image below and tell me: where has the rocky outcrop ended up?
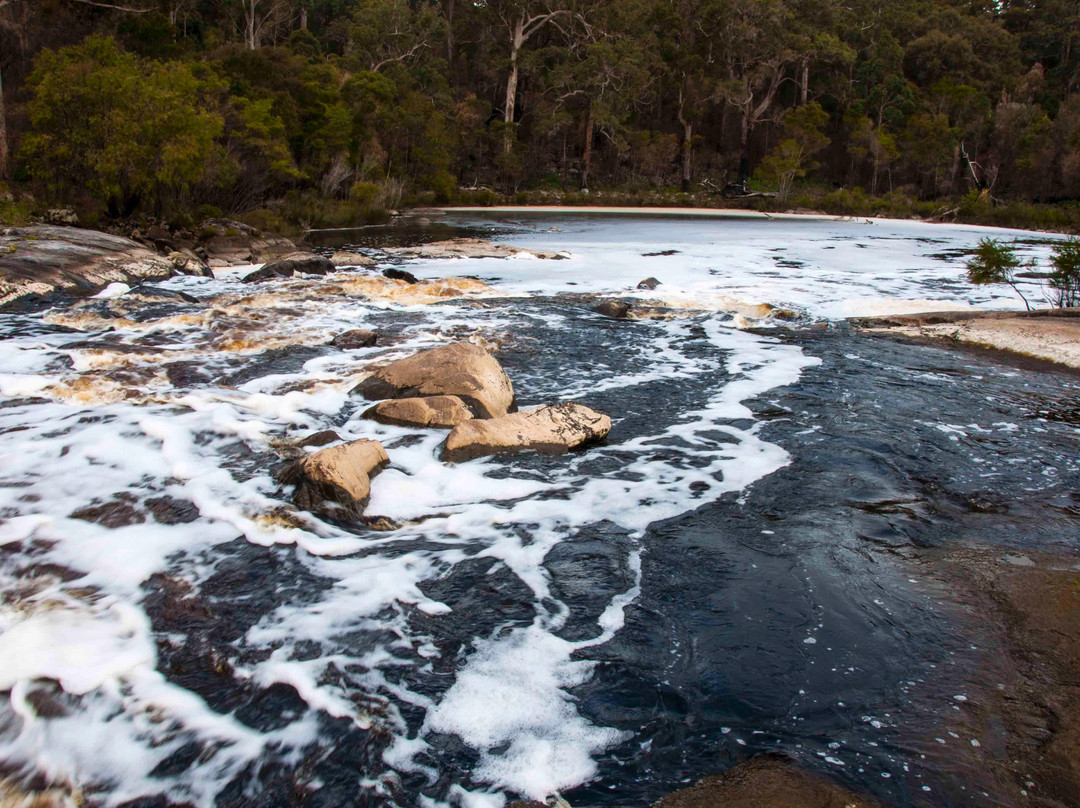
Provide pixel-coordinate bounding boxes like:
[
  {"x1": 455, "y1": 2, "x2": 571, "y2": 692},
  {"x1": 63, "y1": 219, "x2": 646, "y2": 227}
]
[
  {"x1": 278, "y1": 438, "x2": 389, "y2": 516},
  {"x1": 354, "y1": 342, "x2": 515, "y2": 419},
  {"x1": 196, "y1": 219, "x2": 296, "y2": 266},
  {"x1": 168, "y1": 250, "x2": 212, "y2": 277},
  {"x1": 331, "y1": 329, "x2": 378, "y2": 349},
  {"x1": 0, "y1": 226, "x2": 187, "y2": 310},
  {"x1": 364, "y1": 395, "x2": 474, "y2": 429},
  {"x1": 243, "y1": 252, "x2": 335, "y2": 282},
  {"x1": 637, "y1": 277, "x2": 661, "y2": 290},
  {"x1": 384, "y1": 238, "x2": 567, "y2": 260},
  {"x1": 330, "y1": 251, "x2": 376, "y2": 267},
  {"x1": 441, "y1": 402, "x2": 610, "y2": 462}
]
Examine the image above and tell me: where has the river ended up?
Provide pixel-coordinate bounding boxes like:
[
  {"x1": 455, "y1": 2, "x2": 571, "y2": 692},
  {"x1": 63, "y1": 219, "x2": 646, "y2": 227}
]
[{"x1": 0, "y1": 214, "x2": 1077, "y2": 807}]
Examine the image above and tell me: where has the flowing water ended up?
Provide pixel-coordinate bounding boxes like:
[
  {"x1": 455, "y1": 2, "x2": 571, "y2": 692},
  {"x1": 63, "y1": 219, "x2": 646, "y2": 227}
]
[{"x1": 0, "y1": 214, "x2": 1077, "y2": 808}]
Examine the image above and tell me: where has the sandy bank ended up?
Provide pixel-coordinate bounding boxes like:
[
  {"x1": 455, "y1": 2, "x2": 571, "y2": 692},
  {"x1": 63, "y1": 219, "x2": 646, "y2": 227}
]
[
  {"x1": 853, "y1": 309, "x2": 1080, "y2": 370},
  {"x1": 438, "y1": 205, "x2": 849, "y2": 221}
]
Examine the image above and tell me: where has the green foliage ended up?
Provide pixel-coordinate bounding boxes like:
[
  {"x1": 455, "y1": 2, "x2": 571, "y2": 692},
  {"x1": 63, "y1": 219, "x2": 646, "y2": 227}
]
[
  {"x1": 21, "y1": 36, "x2": 223, "y2": 216},
  {"x1": 757, "y1": 102, "x2": 831, "y2": 200}
]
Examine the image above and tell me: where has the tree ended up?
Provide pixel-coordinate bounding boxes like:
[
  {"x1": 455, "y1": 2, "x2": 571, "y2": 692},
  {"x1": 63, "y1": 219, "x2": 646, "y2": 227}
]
[
  {"x1": 483, "y1": 0, "x2": 572, "y2": 153},
  {"x1": 966, "y1": 237, "x2": 1031, "y2": 310},
  {"x1": 756, "y1": 101, "x2": 830, "y2": 201},
  {"x1": 21, "y1": 35, "x2": 223, "y2": 215}
]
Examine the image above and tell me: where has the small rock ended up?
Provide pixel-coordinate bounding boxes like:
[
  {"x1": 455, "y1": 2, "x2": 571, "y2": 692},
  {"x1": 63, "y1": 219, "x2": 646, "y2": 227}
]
[
  {"x1": 278, "y1": 438, "x2": 389, "y2": 516},
  {"x1": 642, "y1": 249, "x2": 679, "y2": 257},
  {"x1": 330, "y1": 251, "x2": 376, "y2": 268},
  {"x1": 331, "y1": 329, "x2": 378, "y2": 350},
  {"x1": 442, "y1": 402, "x2": 611, "y2": 462},
  {"x1": 354, "y1": 342, "x2": 515, "y2": 419},
  {"x1": 296, "y1": 430, "x2": 341, "y2": 448},
  {"x1": 637, "y1": 277, "x2": 662, "y2": 290},
  {"x1": 144, "y1": 496, "x2": 200, "y2": 524},
  {"x1": 244, "y1": 253, "x2": 334, "y2": 283},
  {"x1": 384, "y1": 267, "x2": 419, "y2": 284},
  {"x1": 168, "y1": 249, "x2": 212, "y2": 277},
  {"x1": 70, "y1": 499, "x2": 145, "y2": 528},
  {"x1": 595, "y1": 300, "x2": 632, "y2": 319},
  {"x1": 45, "y1": 208, "x2": 79, "y2": 226},
  {"x1": 364, "y1": 395, "x2": 474, "y2": 429},
  {"x1": 363, "y1": 516, "x2": 403, "y2": 531}
]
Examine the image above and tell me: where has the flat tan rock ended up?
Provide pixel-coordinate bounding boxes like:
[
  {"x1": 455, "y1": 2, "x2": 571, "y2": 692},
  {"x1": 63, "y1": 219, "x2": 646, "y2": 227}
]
[
  {"x1": 330, "y1": 251, "x2": 376, "y2": 267},
  {"x1": 441, "y1": 402, "x2": 610, "y2": 462},
  {"x1": 384, "y1": 237, "x2": 566, "y2": 260},
  {"x1": 354, "y1": 342, "x2": 515, "y2": 419},
  {"x1": 364, "y1": 395, "x2": 474, "y2": 429},
  {"x1": 279, "y1": 438, "x2": 389, "y2": 516}
]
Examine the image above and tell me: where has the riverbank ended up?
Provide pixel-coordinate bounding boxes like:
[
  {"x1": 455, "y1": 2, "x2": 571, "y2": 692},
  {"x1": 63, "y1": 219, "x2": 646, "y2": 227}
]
[{"x1": 852, "y1": 309, "x2": 1080, "y2": 371}]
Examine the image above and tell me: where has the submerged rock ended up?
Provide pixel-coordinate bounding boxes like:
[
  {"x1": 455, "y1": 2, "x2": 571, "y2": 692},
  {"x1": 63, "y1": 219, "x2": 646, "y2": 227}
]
[
  {"x1": 364, "y1": 395, "x2": 474, "y2": 429},
  {"x1": 279, "y1": 439, "x2": 389, "y2": 516},
  {"x1": 243, "y1": 253, "x2": 334, "y2": 283},
  {"x1": 651, "y1": 756, "x2": 881, "y2": 807},
  {"x1": 331, "y1": 329, "x2": 378, "y2": 349},
  {"x1": 354, "y1": 342, "x2": 515, "y2": 419},
  {"x1": 330, "y1": 250, "x2": 376, "y2": 267},
  {"x1": 595, "y1": 299, "x2": 632, "y2": 319},
  {"x1": 441, "y1": 402, "x2": 610, "y2": 462}
]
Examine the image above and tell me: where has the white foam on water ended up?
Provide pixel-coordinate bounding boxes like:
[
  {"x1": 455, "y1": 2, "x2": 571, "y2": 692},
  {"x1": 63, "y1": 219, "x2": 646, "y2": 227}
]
[{"x1": 1, "y1": 214, "x2": 1039, "y2": 805}]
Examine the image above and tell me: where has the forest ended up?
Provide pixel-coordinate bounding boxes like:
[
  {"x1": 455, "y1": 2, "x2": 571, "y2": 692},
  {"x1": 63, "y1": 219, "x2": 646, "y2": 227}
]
[{"x1": 0, "y1": 0, "x2": 1079, "y2": 231}]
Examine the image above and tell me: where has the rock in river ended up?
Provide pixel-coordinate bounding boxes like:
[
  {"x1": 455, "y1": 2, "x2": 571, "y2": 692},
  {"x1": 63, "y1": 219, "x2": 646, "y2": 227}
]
[
  {"x1": 595, "y1": 299, "x2": 632, "y2": 319},
  {"x1": 441, "y1": 402, "x2": 611, "y2": 462},
  {"x1": 364, "y1": 395, "x2": 474, "y2": 429},
  {"x1": 243, "y1": 252, "x2": 334, "y2": 282},
  {"x1": 331, "y1": 329, "x2": 378, "y2": 349},
  {"x1": 354, "y1": 342, "x2": 515, "y2": 419},
  {"x1": 279, "y1": 439, "x2": 389, "y2": 516},
  {"x1": 330, "y1": 250, "x2": 376, "y2": 267}
]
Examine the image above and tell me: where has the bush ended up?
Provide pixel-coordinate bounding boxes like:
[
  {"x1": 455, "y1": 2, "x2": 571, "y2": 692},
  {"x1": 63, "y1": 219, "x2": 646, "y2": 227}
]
[{"x1": 1049, "y1": 238, "x2": 1080, "y2": 307}]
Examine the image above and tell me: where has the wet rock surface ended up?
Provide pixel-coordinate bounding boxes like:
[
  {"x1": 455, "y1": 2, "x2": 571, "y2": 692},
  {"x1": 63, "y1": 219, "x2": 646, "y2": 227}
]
[
  {"x1": 331, "y1": 328, "x2": 378, "y2": 349},
  {"x1": 442, "y1": 402, "x2": 611, "y2": 462},
  {"x1": 651, "y1": 756, "x2": 881, "y2": 808},
  {"x1": 279, "y1": 438, "x2": 389, "y2": 516},
  {"x1": 329, "y1": 250, "x2": 376, "y2": 267},
  {"x1": 0, "y1": 226, "x2": 184, "y2": 309},
  {"x1": 242, "y1": 252, "x2": 334, "y2": 283},
  {"x1": 354, "y1": 341, "x2": 515, "y2": 419}
]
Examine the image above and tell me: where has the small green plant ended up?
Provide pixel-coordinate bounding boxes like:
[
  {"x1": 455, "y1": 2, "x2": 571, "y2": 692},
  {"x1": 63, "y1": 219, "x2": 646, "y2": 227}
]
[
  {"x1": 966, "y1": 238, "x2": 1031, "y2": 311},
  {"x1": 1048, "y1": 237, "x2": 1080, "y2": 308}
]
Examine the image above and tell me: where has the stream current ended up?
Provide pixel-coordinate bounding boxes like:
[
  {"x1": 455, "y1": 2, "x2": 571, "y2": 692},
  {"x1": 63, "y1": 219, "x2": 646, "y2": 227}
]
[{"x1": 0, "y1": 214, "x2": 1078, "y2": 807}]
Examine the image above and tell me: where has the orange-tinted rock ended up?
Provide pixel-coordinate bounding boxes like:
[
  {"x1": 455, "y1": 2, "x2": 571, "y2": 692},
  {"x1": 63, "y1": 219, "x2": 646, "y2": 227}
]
[{"x1": 442, "y1": 402, "x2": 610, "y2": 462}]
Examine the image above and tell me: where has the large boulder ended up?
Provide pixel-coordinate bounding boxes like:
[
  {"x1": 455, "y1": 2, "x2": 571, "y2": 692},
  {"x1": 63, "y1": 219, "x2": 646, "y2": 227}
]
[
  {"x1": 278, "y1": 439, "x2": 389, "y2": 516},
  {"x1": 354, "y1": 342, "x2": 515, "y2": 419},
  {"x1": 243, "y1": 252, "x2": 335, "y2": 282},
  {"x1": 441, "y1": 402, "x2": 610, "y2": 462},
  {"x1": 363, "y1": 395, "x2": 474, "y2": 429}
]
